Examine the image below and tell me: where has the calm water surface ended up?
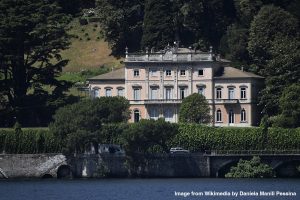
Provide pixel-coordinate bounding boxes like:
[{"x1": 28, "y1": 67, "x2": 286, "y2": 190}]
[{"x1": 0, "y1": 178, "x2": 299, "y2": 200}]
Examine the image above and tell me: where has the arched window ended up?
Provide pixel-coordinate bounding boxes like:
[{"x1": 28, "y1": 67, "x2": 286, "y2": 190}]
[
  {"x1": 229, "y1": 109, "x2": 234, "y2": 124},
  {"x1": 241, "y1": 109, "x2": 246, "y2": 122},
  {"x1": 134, "y1": 110, "x2": 140, "y2": 123},
  {"x1": 216, "y1": 109, "x2": 222, "y2": 122}
]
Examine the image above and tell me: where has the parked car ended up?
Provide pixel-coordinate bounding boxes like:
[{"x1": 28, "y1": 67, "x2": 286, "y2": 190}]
[
  {"x1": 98, "y1": 144, "x2": 125, "y2": 155},
  {"x1": 170, "y1": 147, "x2": 190, "y2": 154}
]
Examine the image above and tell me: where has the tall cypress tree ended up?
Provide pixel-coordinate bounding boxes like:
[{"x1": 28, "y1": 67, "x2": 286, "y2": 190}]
[
  {"x1": 141, "y1": 0, "x2": 174, "y2": 50},
  {"x1": 0, "y1": 0, "x2": 71, "y2": 126}
]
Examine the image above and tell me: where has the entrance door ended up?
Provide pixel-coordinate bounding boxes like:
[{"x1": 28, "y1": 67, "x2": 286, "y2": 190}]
[{"x1": 134, "y1": 110, "x2": 140, "y2": 122}]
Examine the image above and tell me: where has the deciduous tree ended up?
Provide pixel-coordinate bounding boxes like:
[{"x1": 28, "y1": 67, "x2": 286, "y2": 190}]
[
  {"x1": 50, "y1": 97, "x2": 130, "y2": 153},
  {"x1": 179, "y1": 93, "x2": 211, "y2": 124},
  {"x1": 225, "y1": 156, "x2": 274, "y2": 178}
]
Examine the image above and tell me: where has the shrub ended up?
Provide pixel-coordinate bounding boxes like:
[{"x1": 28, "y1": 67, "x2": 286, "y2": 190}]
[
  {"x1": 225, "y1": 156, "x2": 274, "y2": 178},
  {"x1": 79, "y1": 18, "x2": 88, "y2": 25}
]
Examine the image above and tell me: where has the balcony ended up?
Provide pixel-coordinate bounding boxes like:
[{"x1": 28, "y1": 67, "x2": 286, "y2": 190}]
[
  {"x1": 125, "y1": 52, "x2": 213, "y2": 62},
  {"x1": 144, "y1": 99, "x2": 182, "y2": 104},
  {"x1": 215, "y1": 99, "x2": 239, "y2": 104}
]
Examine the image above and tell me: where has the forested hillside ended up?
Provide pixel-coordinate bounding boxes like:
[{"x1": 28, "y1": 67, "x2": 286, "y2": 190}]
[
  {"x1": 0, "y1": 0, "x2": 299, "y2": 127},
  {"x1": 96, "y1": 0, "x2": 300, "y2": 128}
]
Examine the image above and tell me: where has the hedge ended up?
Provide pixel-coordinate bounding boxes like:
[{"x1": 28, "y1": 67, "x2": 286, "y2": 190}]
[
  {"x1": 0, "y1": 128, "x2": 62, "y2": 153},
  {"x1": 170, "y1": 124, "x2": 300, "y2": 152},
  {"x1": 267, "y1": 128, "x2": 300, "y2": 150},
  {"x1": 1, "y1": 124, "x2": 300, "y2": 154}
]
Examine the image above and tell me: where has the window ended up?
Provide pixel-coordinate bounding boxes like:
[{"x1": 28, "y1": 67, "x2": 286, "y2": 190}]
[
  {"x1": 180, "y1": 88, "x2": 185, "y2": 99},
  {"x1": 133, "y1": 88, "x2": 141, "y2": 100},
  {"x1": 150, "y1": 88, "x2": 158, "y2": 99},
  {"x1": 134, "y1": 110, "x2": 140, "y2": 123},
  {"x1": 166, "y1": 70, "x2": 171, "y2": 76},
  {"x1": 180, "y1": 70, "x2": 186, "y2": 76},
  {"x1": 165, "y1": 88, "x2": 172, "y2": 99},
  {"x1": 241, "y1": 87, "x2": 246, "y2": 99},
  {"x1": 117, "y1": 88, "x2": 124, "y2": 97},
  {"x1": 198, "y1": 87, "x2": 205, "y2": 96},
  {"x1": 198, "y1": 69, "x2": 204, "y2": 76},
  {"x1": 105, "y1": 88, "x2": 112, "y2": 97},
  {"x1": 228, "y1": 88, "x2": 235, "y2": 99},
  {"x1": 134, "y1": 69, "x2": 139, "y2": 77},
  {"x1": 93, "y1": 88, "x2": 100, "y2": 98},
  {"x1": 241, "y1": 109, "x2": 246, "y2": 122},
  {"x1": 229, "y1": 109, "x2": 234, "y2": 124},
  {"x1": 150, "y1": 69, "x2": 157, "y2": 76},
  {"x1": 216, "y1": 109, "x2": 222, "y2": 122},
  {"x1": 149, "y1": 108, "x2": 159, "y2": 120},
  {"x1": 216, "y1": 88, "x2": 222, "y2": 99},
  {"x1": 164, "y1": 108, "x2": 173, "y2": 122}
]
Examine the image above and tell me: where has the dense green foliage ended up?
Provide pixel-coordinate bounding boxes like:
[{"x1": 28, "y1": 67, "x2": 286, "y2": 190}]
[
  {"x1": 179, "y1": 93, "x2": 211, "y2": 124},
  {"x1": 121, "y1": 119, "x2": 178, "y2": 155},
  {"x1": 0, "y1": 0, "x2": 74, "y2": 127},
  {"x1": 225, "y1": 156, "x2": 274, "y2": 178},
  {"x1": 120, "y1": 119, "x2": 178, "y2": 176},
  {"x1": 50, "y1": 97, "x2": 130, "y2": 153},
  {"x1": 141, "y1": 0, "x2": 174, "y2": 49},
  {"x1": 173, "y1": 124, "x2": 264, "y2": 152},
  {"x1": 95, "y1": 0, "x2": 144, "y2": 56},
  {"x1": 171, "y1": 124, "x2": 300, "y2": 152},
  {"x1": 0, "y1": 128, "x2": 61, "y2": 153},
  {"x1": 270, "y1": 84, "x2": 300, "y2": 128},
  {"x1": 1, "y1": 122, "x2": 300, "y2": 154}
]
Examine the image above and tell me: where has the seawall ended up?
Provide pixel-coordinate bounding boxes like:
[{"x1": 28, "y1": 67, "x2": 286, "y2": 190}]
[{"x1": 0, "y1": 154, "x2": 210, "y2": 179}]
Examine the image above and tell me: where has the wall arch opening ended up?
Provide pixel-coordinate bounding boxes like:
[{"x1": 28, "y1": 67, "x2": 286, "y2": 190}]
[{"x1": 57, "y1": 165, "x2": 72, "y2": 179}]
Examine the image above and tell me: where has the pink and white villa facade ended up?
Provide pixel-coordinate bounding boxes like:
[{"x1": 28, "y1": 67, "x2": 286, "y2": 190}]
[{"x1": 88, "y1": 46, "x2": 264, "y2": 127}]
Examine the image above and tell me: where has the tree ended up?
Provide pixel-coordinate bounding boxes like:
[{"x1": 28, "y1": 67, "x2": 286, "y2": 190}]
[
  {"x1": 225, "y1": 156, "x2": 274, "y2": 178},
  {"x1": 0, "y1": 0, "x2": 71, "y2": 126},
  {"x1": 271, "y1": 84, "x2": 300, "y2": 128},
  {"x1": 141, "y1": 0, "x2": 174, "y2": 49},
  {"x1": 247, "y1": 5, "x2": 298, "y2": 75},
  {"x1": 121, "y1": 119, "x2": 178, "y2": 176},
  {"x1": 96, "y1": 0, "x2": 144, "y2": 56},
  {"x1": 49, "y1": 97, "x2": 130, "y2": 153},
  {"x1": 234, "y1": 0, "x2": 263, "y2": 27},
  {"x1": 222, "y1": 24, "x2": 249, "y2": 63},
  {"x1": 179, "y1": 93, "x2": 211, "y2": 123},
  {"x1": 259, "y1": 36, "x2": 300, "y2": 117}
]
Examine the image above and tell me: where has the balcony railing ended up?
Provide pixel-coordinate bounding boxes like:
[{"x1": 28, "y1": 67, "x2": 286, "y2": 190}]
[
  {"x1": 215, "y1": 99, "x2": 239, "y2": 104},
  {"x1": 144, "y1": 99, "x2": 182, "y2": 104},
  {"x1": 125, "y1": 52, "x2": 213, "y2": 62}
]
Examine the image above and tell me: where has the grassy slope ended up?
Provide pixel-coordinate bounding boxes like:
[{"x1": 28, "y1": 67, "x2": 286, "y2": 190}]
[
  {"x1": 55, "y1": 19, "x2": 124, "y2": 96},
  {"x1": 61, "y1": 19, "x2": 123, "y2": 73}
]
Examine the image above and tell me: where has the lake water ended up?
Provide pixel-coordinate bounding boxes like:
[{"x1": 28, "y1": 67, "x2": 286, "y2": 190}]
[{"x1": 0, "y1": 178, "x2": 299, "y2": 200}]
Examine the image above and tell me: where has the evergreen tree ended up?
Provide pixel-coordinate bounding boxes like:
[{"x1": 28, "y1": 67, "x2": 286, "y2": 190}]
[
  {"x1": 96, "y1": 0, "x2": 144, "y2": 56},
  {"x1": 141, "y1": 0, "x2": 174, "y2": 50},
  {"x1": 0, "y1": 0, "x2": 71, "y2": 126}
]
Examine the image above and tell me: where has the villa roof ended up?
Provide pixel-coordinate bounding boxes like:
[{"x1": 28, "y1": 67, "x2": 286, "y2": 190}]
[
  {"x1": 88, "y1": 68, "x2": 125, "y2": 81},
  {"x1": 214, "y1": 67, "x2": 264, "y2": 79}
]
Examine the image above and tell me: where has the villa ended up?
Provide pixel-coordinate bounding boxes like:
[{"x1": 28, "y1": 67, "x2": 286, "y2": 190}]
[{"x1": 88, "y1": 45, "x2": 264, "y2": 126}]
